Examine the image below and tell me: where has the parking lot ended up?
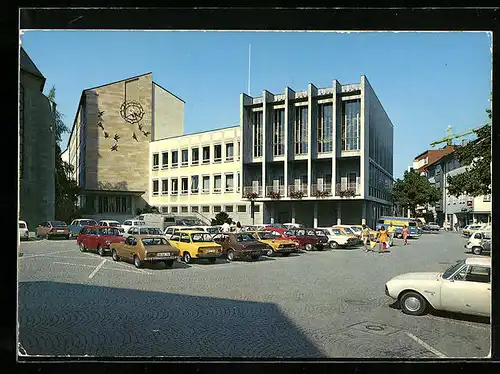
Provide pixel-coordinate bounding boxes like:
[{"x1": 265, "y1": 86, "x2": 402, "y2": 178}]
[{"x1": 17, "y1": 231, "x2": 490, "y2": 359}]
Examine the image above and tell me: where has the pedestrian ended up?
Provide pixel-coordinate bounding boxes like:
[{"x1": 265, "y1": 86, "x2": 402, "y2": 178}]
[
  {"x1": 388, "y1": 222, "x2": 396, "y2": 247},
  {"x1": 235, "y1": 221, "x2": 242, "y2": 233},
  {"x1": 402, "y1": 225, "x2": 409, "y2": 245},
  {"x1": 361, "y1": 224, "x2": 372, "y2": 252},
  {"x1": 221, "y1": 221, "x2": 231, "y2": 233},
  {"x1": 377, "y1": 225, "x2": 389, "y2": 253}
]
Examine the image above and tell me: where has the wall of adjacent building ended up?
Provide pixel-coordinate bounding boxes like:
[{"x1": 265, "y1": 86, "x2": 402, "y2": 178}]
[{"x1": 152, "y1": 83, "x2": 184, "y2": 141}]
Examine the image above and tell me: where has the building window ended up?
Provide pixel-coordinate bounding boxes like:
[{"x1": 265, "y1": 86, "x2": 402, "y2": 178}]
[
  {"x1": 19, "y1": 84, "x2": 24, "y2": 179},
  {"x1": 237, "y1": 205, "x2": 247, "y2": 213},
  {"x1": 202, "y1": 175, "x2": 210, "y2": 193},
  {"x1": 171, "y1": 206, "x2": 178, "y2": 213},
  {"x1": 191, "y1": 206, "x2": 199, "y2": 213},
  {"x1": 318, "y1": 103, "x2": 333, "y2": 153},
  {"x1": 161, "y1": 152, "x2": 168, "y2": 169},
  {"x1": 98, "y1": 196, "x2": 130, "y2": 214},
  {"x1": 202, "y1": 206, "x2": 210, "y2": 213},
  {"x1": 213, "y1": 206, "x2": 222, "y2": 213},
  {"x1": 213, "y1": 175, "x2": 222, "y2": 193},
  {"x1": 273, "y1": 109, "x2": 285, "y2": 156},
  {"x1": 161, "y1": 206, "x2": 169, "y2": 214},
  {"x1": 192, "y1": 148, "x2": 199, "y2": 165},
  {"x1": 152, "y1": 153, "x2": 159, "y2": 170},
  {"x1": 225, "y1": 205, "x2": 234, "y2": 213},
  {"x1": 181, "y1": 177, "x2": 189, "y2": 195},
  {"x1": 202, "y1": 146, "x2": 210, "y2": 164},
  {"x1": 152, "y1": 180, "x2": 159, "y2": 196},
  {"x1": 171, "y1": 178, "x2": 178, "y2": 195},
  {"x1": 483, "y1": 194, "x2": 491, "y2": 202},
  {"x1": 295, "y1": 106, "x2": 308, "y2": 154},
  {"x1": 191, "y1": 175, "x2": 199, "y2": 194},
  {"x1": 181, "y1": 149, "x2": 188, "y2": 167},
  {"x1": 214, "y1": 144, "x2": 222, "y2": 163},
  {"x1": 171, "y1": 150, "x2": 178, "y2": 168},
  {"x1": 225, "y1": 143, "x2": 234, "y2": 161},
  {"x1": 181, "y1": 206, "x2": 188, "y2": 213},
  {"x1": 237, "y1": 172, "x2": 241, "y2": 192},
  {"x1": 342, "y1": 100, "x2": 361, "y2": 151},
  {"x1": 237, "y1": 141, "x2": 241, "y2": 160},
  {"x1": 254, "y1": 204, "x2": 260, "y2": 213},
  {"x1": 225, "y1": 173, "x2": 234, "y2": 192},
  {"x1": 161, "y1": 179, "x2": 168, "y2": 195},
  {"x1": 253, "y1": 111, "x2": 263, "y2": 157}
]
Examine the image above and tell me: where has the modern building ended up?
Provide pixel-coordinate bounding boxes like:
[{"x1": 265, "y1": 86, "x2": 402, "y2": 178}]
[
  {"x1": 240, "y1": 76, "x2": 394, "y2": 228},
  {"x1": 19, "y1": 46, "x2": 56, "y2": 230},
  {"x1": 413, "y1": 145, "x2": 460, "y2": 175}
]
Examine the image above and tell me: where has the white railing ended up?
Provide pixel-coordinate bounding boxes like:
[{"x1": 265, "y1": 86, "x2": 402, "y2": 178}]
[
  {"x1": 243, "y1": 186, "x2": 263, "y2": 198},
  {"x1": 265, "y1": 185, "x2": 285, "y2": 198}
]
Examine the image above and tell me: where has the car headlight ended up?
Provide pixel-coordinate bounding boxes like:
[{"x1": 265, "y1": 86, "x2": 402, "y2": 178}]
[{"x1": 105, "y1": 240, "x2": 110, "y2": 246}]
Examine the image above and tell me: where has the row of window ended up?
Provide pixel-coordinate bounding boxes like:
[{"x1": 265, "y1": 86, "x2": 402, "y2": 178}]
[
  {"x1": 152, "y1": 173, "x2": 241, "y2": 196},
  {"x1": 161, "y1": 204, "x2": 261, "y2": 215},
  {"x1": 252, "y1": 100, "x2": 361, "y2": 158},
  {"x1": 368, "y1": 162, "x2": 393, "y2": 202},
  {"x1": 152, "y1": 142, "x2": 240, "y2": 170}
]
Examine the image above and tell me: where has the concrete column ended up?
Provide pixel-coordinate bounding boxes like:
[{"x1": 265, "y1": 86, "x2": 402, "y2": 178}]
[
  {"x1": 313, "y1": 202, "x2": 318, "y2": 228},
  {"x1": 270, "y1": 203, "x2": 275, "y2": 224},
  {"x1": 473, "y1": 214, "x2": 476, "y2": 223},
  {"x1": 291, "y1": 203, "x2": 296, "y2": 224},
  {"x1": 361, "y1": 201, "x2": 367, "y2": 225},
  {"x1": 337, "y1": 203, "x2": 342, "y2": 225}
]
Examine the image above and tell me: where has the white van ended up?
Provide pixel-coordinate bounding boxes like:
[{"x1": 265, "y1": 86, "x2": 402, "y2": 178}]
[
  {"x1": 466, "y1": 229, "x2": 492, "y2": 255},
  {"x1": 121, "y1": 219, "x2": 146, "y2": 233}
]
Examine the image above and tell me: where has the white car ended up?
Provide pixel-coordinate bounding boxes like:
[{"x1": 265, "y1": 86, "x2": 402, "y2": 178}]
[
  {"x1": 385, "y1": 257, "x2": 491, "y2": 317},
  {"x1": 123, "y1": 225, "x2": 164, "y2": 238},
  {"x1": 98, "y1": 219, "x2": 125, "y2": 233},
  {"x1": 164, "y1": 226, "x2": 199, "y2": 239},
  {"x1": 283, "y1": 222, "x2": 304, "y2": 229},
  {"x1": 19, "y1": 220, "x2": 29, "y2": 241},
  {"x1": 317, "y1": 227, "x2": 358, "y2": 249},
  {"x1": 427, "y1": 222, "x2": 440, "y2": 231},
  {"x1": 465, "y1": 229, "x2": 491, "y2": 255},
  {"x1": 121, "y1": 219, "x2": 146, "y2": 233}
]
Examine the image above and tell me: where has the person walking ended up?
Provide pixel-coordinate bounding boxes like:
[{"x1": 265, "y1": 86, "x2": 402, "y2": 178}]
[
  {"x1": 221, "y1": 221, "x2": 231, "y2": 233},
  {"x1": 388, "y1": 222, "x2": 396, "y2": 247},
  {"x1": 377, "y1": 225, "x2": 389, "y2": 253},
  {"x1": 235, "y1": 221, "x2": 242, "y2": 233},
  {"x1": 402, "y1": 225, "x2": 409, "y2": 245},
  {"x1": 361, "y1": 224, "x2": 372, "y2": 252}
]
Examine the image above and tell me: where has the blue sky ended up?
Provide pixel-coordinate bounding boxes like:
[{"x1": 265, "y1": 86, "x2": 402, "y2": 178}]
[{"x1": 21, "y1": 31, "x2": 492, "y2": 178}]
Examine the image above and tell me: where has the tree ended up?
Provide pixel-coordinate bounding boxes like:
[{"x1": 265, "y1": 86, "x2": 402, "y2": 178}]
[
  {"x1": 447, "y1": 104, "x2": 492, "y2": 197},
  {"x1": 392, "y1": 170, "x2": 441, "y2": 217},
  {"x1": 136, "y1": 204, "x2": 159, "y2": 216},
  {"x1": 47, "y1": 86, "x2": 69, "y2": 143},
  {"x1": 211, "y1": 211, "x2": 233, "y2": 226}
]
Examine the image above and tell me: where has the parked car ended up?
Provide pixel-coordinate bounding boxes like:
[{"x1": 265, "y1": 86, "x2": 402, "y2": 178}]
[
  {"x1": 110, "y1": 234, "x2": 180, "y2": 268},
  {"x1": 186, "y1": 225, "x2": 221, "y2": 235},
  {"x1": 462, "y1": 224, "x2": 487, "y2": 237},
  {"x1": 124, "y1": 226, "x2": 164, "y2": 238},
  {"x1": 68, "y1": 218, "x2": 98, "y2": 238},
  {"x1": 282, "y1": 228, "x2": 328, "y2": 251},
  {"x1": 121, "y1": 219, "x2": 146, "y2": 233},
  {"x1": 168, "y1": 230, "x2": 224, "y2": 264},
  {"x1": 98, "y1": 220, "x2": 125, "y2": 233},
  {"x1": 77, "y1": 226, "x2": 125, "y2": 256},
  {"x1": 283, "y1": 222, "x2": 304, "y2": 229},
  {"x1": 164, "y1": 225, "x2": 201, "y2": 239},
  {"x1": 426, "y1": 222, "x2": 440, "y2": 231},
  {"x1": 317, "y1": 227, "x2": 359, "y2": 249},
  {"x1": 332, "y1": 225, "x2": 362, "y2": 244},
  {"x1": 385, "y1": 257, "x2": 491, "y2": 317},
  {"x1": 36, "y1": 220, "x2": 71, "y2": 240},
  {"x1": 348, "y1": 225, "x2": 377, "y2": 241},
  {"x1": 19, "y1": 220, "x2": 29, "y2": 241},
  {"x1": 264, "y1": 227, "x2": 319, "y2": 251},
  {"x1": 250, "y1": 230, "x2": 298, "y2": 257},
  {"x1": 241, "y1": 225, "x2": 259, "y2": 232},
  {"x1": 212, "y1": 232, "x2": 271, "y2": 261},
  {"x1": 465, "y1": 229, "x2": 491, "y2": 255}
]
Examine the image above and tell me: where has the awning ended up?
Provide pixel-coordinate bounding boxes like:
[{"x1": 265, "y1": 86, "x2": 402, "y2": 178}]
[{"x1": 81, "y1": 189, "x2": 145, "y2": 196}]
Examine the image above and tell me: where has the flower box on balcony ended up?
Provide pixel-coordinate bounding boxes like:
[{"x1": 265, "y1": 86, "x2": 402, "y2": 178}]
[
  {"x1": 289, "y1": 190, "x2": 304, "y2": 199},
  {"x1": 314, "y1": 190, "x2": 330, "y2": 198},
  {"x1": 268, "y1": 191, "x2": 281, "y2": 199},
  {"x1": 244, "y1": 191, "x2": 259, "y2": 199},
  {"x1": 339, "y1": 189, "x2": 356, "y2": 198}
]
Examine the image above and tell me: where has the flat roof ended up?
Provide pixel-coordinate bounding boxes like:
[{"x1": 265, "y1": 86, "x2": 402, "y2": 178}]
[{"x1": 152, "y1": 125, "x2": 239, "y2": 142}]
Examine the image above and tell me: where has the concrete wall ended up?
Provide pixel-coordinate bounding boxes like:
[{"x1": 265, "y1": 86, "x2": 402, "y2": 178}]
[
  {"x1": 19, "y1": 71, "x2": 55, "y2": 230},
  {"x1": 152, "y1": 83, "x2": 184, "y2": 141}
]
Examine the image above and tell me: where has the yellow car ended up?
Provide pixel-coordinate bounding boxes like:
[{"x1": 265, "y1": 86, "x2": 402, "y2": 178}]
[
  {"x1": 168, "y1": 230, "x2": 223, "y2": 264},
  {"x1": 250, "y1": 230, "x2": 298, "y2": 257},
  {"x1": 349, "y1": 225, "x2": 378, "y2": 240}
]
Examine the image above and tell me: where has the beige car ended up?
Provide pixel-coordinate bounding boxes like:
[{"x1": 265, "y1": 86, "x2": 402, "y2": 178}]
[{"x1": 385, "y1": 257, "x2": 491, "y2": 317}]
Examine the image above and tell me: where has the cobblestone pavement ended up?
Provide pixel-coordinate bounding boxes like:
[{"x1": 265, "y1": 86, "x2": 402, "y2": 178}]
[{"x1": 17, "y1": 232, "x2": 490, "y2": 358}]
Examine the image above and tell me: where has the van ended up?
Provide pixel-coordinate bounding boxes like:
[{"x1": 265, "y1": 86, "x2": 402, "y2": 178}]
[
  {"x1": 465, "y1": 229, "x2": 491, "y2": 255},
  {"x1": 376, "y1": 216, "x2": 420, "y2": 238}
]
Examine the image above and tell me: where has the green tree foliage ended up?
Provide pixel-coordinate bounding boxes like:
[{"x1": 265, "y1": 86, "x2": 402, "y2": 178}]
[
  {"x1": 447, "y1": 105, "x2": 492, "y2": 197},
  {"x1": 392, "y1": 170, "x2": 441, "y2": 217},
  {"x1": 211, "y1": 211, "x2": 233, "y2": 226},
  {"x1": 136, "y1": 204, "x2": 159, "y2": 216},
  {"x1": 47, "y1": 86, "x2": 69, "y2": 143}
]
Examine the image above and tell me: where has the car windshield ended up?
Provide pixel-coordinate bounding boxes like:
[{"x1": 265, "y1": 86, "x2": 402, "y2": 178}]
[
  {"x1": 19, "y1": 222, "x2": 26, "y2": 228},
  {"x1": 315, "y1": 230, "x2": 327, "y2": 236},
  {"x1": 136, "y1": 221, "x2": 146, "y2": 226},
  {"x1": 142, "y1": 238, "x2": 168, "y2": 246},
  {"x1": 99, "y1": 228, "x2": 122, "y2": 236},
  {"x1": 236, "y1": 233, "x2": 257, "y2": 242},
  {"x1": 107, "y1": 222, "x2": 120, "y2": 227},
  {"x1": 330, "y1": 228, "x2": 344, "y2": 235},
  {"x1": 342, "y1": 227, "x2": 354, "y2": 234},
  {"x1": 257, "y1": 231, "x2": 277, "y2": 240},
  {"x1": 409, "y1": 222, "x2": 417, "y2": 227},
  {"x1": 350, "y1": 226, "x2": 362, "y2": 233},
  {"x1": 51, "y1": 221, "x2": 67, "y2": 227},
  {"x1": 80, "y1": 220, "x2": 97, "y2": 226},
  {"x1": 191, "y1": 233, "x2": 213, "y2": 242},
  {"x1": 207, "y1": 227, "x2": 220, "y2": 234},
  {"x1": 442, "y1": 260, "x2": 466, "y2": 279}
]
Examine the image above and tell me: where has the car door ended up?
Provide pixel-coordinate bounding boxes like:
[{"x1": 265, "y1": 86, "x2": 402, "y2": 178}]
[
  {"x1": 439, "y1": 264, "x2": 469, "y2": 313},
  {"x1": 179, "y1": 233, "x2": 191, "y2": 254},
  {"x1": 168, "y1": 234, "x2": 181, "y2": 250},
  {"x1": 120, "y1": 236, "x2": 136, "y2": 260},
  {"x1": 86, "y1": 227, "x2": 98, "y2": 250},
  {"x1": 460, "y1": 265, "x2": 491, "y2": 316}
]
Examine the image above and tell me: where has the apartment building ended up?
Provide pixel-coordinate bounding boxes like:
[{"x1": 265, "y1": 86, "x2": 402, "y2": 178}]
[
  {"x1": 240, "y1": 76, "x2": 394, "y2": 228},
  {"x1": 149, "y1": 127, "x2": 263, "y2": 225}
]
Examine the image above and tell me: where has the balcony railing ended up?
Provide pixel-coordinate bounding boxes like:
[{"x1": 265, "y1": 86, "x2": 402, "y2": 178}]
[
  {"x1": 310, "y1": 183, "x2": 332, "y2": 198},
  {"x1": 288, "y1": 185, "x2": 309, "y2": 197},
  {"x1": 335, "y1": 182, "x2": 361, "y2": 196},
  {"x1": 265, "y1": 185, "x2": 285, "y2": 198},
  {"x1": 243, "y1": 186, "x2": 263, "y2": 198}
]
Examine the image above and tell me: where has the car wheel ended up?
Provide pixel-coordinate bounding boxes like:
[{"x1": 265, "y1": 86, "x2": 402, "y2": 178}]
[
  {"x1": 227, "y1": 249, "x2": 235, "y2": 262},
  {"x1": 329, "y1": 241, "x2": 338, "y2": 249},
  {"x1": 165, "y1": 259, "x2": 174, "y2": 267},
  {"x1": 472, "y1": 246, "x2": 483, "y2": 255},
  {"x1": 251, "y1": 255, "x2": 260, "y2": 260},
  {"x1": 66, "y1": 235, "x2": 70, "y2": 240},
  {"x1": 112, "y1": 249, "x2": 119, "y2": 261},
  {"x1": 79, "y1": 242, "x2": 87, "y2": 252},
  {"x1": 97, "y1": 245, "x2": 105, "y2": 257},
  {"x1": 134, "y1": 255, "x2": 142, "y2": 268},
  {"x1": 267, "y1": 247, "x2": 274, "y2": 257},
  {"x1": 305, "y1": 243, "x2": 313, "y2": 251},
  {"x1": 400, "y1": 291, "x2": 427, "y2": 316},
  {"x1": 182, "y1": 252, "x2": 192, "y2": 264},
  {"x1": 208, "y1": 257, "x2": 216, "y2": 264}
]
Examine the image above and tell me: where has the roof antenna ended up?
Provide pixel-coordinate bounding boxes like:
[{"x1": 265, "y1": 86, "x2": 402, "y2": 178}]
[{"x1": 247, "y1": 44, "x2": 251, "y2": 95}]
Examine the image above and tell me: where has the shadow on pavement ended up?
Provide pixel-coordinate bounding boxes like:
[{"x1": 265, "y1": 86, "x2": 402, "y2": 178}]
[{"x1": 18, "y1": 281, "x2": 325, "y2": 358}]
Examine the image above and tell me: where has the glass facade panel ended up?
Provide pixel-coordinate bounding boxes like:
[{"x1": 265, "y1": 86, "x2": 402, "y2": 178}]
[
  {"x1": 253, "y1": 111, "x2": 263, "y2": 157},
  {"x1": 295, "y1": 106, "x2": 308, "y2": 154},
  {"x1": 342, "y1": 100, "x2": 361, "y2": 151},
  {"x1": 317, "y1": 103, "x2": 333, "y2": 153},
  {"x1": 273, "y1": 109, "x2": 285, "y2": 156}
]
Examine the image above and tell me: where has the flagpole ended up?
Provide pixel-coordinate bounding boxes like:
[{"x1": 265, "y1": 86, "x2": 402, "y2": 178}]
[{"x1": 248, "y1": 44, "x2": 251, "y2": 95}]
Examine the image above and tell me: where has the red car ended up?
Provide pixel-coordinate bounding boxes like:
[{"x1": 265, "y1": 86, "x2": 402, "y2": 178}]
[
  {"x1": 263, "y1": 227, "x2": 320, "y2": 251},
  {"x1": 77, "y1": 226, "x2": 125, "y2": 256}
]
